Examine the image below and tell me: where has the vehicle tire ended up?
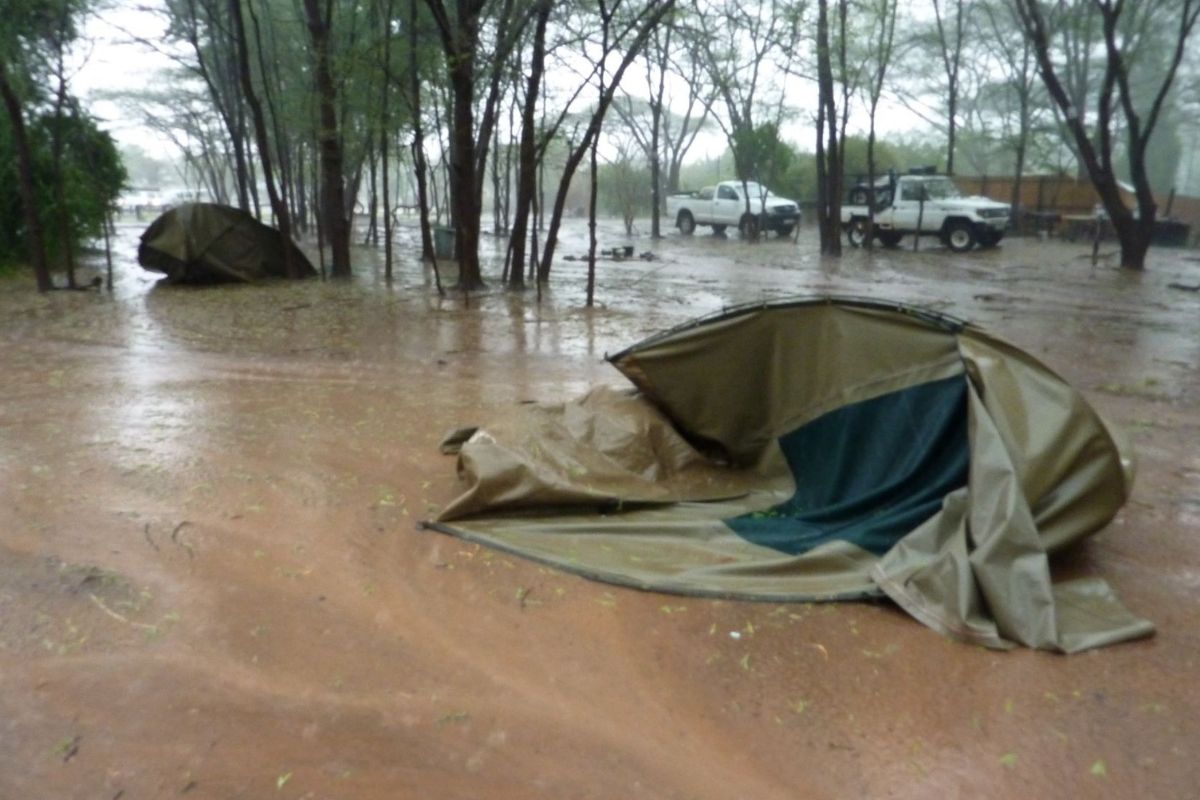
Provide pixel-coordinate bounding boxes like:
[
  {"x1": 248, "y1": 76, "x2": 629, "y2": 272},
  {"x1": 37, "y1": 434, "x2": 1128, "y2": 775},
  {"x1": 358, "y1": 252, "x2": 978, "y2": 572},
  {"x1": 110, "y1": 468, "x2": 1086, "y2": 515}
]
[
  {"x1": 712, "y1": 224, "x2": 727, "y2": 236},
  {"x1": 846, "y1": 218, "x2": 868, "y2": 248},
  {"x1": 777, "y1": 225, "x2": 795, "y2": 238},
  {"x1": 977, "y1": 230, "x2": 1003, "y2": 248},
  {"x1": 877, "y1": 230, "x2": 903, "y2": 248},
  {"x1": 739, "y1": 214, "x2": 760, "y2": 239},
  {"x1": 944, "y1": 220, "x2": 977, "y2": 252},
  {"x1": 677, "y1": 210, "x2": 696, "y2": 235}
]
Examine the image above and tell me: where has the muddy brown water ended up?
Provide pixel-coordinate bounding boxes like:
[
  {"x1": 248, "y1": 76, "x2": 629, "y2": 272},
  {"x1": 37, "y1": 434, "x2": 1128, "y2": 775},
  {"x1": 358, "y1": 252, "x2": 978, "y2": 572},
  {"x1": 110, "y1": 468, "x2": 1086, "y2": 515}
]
[{"x1": 1, "y1": 218, "x2": 1199, "y2": 798}]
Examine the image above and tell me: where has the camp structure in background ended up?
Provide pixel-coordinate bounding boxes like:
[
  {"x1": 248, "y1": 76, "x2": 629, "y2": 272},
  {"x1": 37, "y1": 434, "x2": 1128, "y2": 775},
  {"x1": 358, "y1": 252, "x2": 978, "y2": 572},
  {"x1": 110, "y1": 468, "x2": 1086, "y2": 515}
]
[
  {"x1": 425, "y1": 297, "x2": 1154, "y2": 653},
  {"x1": 137, "y1": 203, "x2": 316, "y2": 284}
]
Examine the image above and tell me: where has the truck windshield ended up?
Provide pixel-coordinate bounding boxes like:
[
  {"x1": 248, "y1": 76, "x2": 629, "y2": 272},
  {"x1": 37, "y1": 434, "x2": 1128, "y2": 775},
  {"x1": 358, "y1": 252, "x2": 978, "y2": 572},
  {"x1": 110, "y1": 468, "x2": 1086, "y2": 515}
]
[
  {"x1": 740, "y1": 181, "x2": 769, "y2": 199},
  {"x1": 920, "y1": 177, "x2": 961, "y2": 199}
]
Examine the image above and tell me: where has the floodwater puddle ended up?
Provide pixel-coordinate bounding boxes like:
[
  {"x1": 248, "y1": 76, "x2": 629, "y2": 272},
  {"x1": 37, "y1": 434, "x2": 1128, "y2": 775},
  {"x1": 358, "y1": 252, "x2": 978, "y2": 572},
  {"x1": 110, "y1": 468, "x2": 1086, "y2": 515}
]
[{"x1": 2, "y1": 217, "x2": 1200, "y2": 799}]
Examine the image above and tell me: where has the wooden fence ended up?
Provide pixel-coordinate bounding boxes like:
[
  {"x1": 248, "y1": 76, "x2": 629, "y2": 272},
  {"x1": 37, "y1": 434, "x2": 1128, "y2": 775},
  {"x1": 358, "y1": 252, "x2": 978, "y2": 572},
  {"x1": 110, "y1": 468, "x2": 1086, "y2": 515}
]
[{"x1": 957, "y1": 174, "x2": 1198, "y2": 244}]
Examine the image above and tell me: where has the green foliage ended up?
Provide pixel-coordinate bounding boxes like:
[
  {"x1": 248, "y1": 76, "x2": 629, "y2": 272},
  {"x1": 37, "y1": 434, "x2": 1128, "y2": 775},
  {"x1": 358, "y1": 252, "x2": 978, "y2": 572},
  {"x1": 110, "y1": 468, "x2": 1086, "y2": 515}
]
[
  {"x1": 0, "y1": 111, "x2": 125, "y2": 268},
  {"x1": 731, "y1": 122, "x2": 794, "y2": 189},
  {"x1": 776, "y1": 136, "x2": 904, "y2": 203},
  {"x1": 597, "y1": 156, "x2": 652, "y2": 231}
]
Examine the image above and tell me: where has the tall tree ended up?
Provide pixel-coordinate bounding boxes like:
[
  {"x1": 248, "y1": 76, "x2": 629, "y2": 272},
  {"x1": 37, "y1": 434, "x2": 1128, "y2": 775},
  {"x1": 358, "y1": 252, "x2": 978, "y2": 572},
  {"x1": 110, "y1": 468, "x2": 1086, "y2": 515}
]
[
  {"x1": 860, "y1": 0, "x2": 898, "y2": 249},
  {"x1": 613, "y1": 15, "x2": 713, "y2": 235},
  {"x1": 506, "y1": 0, "x2": 552, "y2": 289},
  {"x1": 369, "y1": 0, "x2": 397, "y2": 279},
  {"x1": 1013, "y1": 0, "x2": 1200, "y2": 270},
  {"x1": 931, "y1": 0, "x2": 966, "y2": 175},
  {"x1": 814, "y1": 0, "x2": 846, "y2": 254},
  {"x1": 46, "y1": 1, "x2": 83, "y2": 287},
  {"x1": 0, "y1": 0, "x2": 81, "y2": 291},
  {"x1": 164, "y1": 0, "x2": 256, "y2": 212},
  {"x1": 537, "y1": 0, "x2": 677, "y2": 280},
  {"x1": 422, "y1": 0, "x2": 529, "y2": 289},
  {"x1": 302, "y1": 0, "x2": 353, "y2": 277},
  {"x1": 979, "y1": 0, "x2": 1039, "y2": 221},
  {"x1": 690, "y1": 0, "x2": 802, "y2": 236},
  {"x1": 228, "y1": 0, "x2": 299, "y2": 277}
]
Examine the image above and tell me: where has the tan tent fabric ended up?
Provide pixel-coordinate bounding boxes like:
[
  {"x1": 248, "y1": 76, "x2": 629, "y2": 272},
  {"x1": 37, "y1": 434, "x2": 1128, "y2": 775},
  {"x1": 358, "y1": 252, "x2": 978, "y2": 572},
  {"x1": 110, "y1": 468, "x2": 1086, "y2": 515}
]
[
  {"x1": 871, "y1": 332, "x2": 1151, "y2": 652},
  {"x1": 427, "y1": 298, "x2": 1153, "y2": 651},
  {"x1": 438, "y1": 386, "x2": 781, "y2": 520},
  {"x1": 612, "y1": 303, "x2": 965, "y2": 465}
]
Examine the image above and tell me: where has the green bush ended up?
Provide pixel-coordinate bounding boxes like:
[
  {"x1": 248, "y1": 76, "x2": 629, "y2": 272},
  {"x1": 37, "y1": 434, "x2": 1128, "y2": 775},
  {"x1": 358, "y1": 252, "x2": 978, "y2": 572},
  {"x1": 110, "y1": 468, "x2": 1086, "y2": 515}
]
[{"x1": 0, "y1": 110, "x2": 126, "y2": 269}]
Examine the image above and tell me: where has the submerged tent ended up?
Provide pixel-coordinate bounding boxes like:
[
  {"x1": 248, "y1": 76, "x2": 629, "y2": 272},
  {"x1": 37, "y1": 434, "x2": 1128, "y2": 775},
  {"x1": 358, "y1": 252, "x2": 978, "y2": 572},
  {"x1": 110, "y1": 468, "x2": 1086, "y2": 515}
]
[
  {"x1": 138, "y1": 203, "x2": 316, "y2": 283},
  {"x1": 425, "y1": 298, "x2": 1153, "y2": 652}
]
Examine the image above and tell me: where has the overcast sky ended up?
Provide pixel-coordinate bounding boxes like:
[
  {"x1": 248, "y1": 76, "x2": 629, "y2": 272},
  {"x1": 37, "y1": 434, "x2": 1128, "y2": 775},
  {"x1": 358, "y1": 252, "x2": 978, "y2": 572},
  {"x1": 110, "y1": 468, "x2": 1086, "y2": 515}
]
[{"x1": 71, "y1": 2, "x2": 180, "y2": 156}]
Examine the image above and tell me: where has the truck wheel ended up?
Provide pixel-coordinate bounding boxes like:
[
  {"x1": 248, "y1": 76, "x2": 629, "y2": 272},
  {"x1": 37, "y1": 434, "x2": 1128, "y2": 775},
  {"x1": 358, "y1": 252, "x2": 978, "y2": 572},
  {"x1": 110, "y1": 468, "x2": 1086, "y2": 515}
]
[
  {"x1": 846, "y1": 219, "x2": 868, "y2": 248},
  {"x1": 877, "y1": 230, "x2": 903, "y2": 248},
  {"x1": 944, "y1": 220, "x2": 977, "y2": 252},
  {"x1": 777, "y1": 225, "x2": 795, "y2": 238},
  {"x1": 739, "y1": 214, "x2": 760, "y2": 239},
  {"x1": 677, "y1": 210, "x2": 696, "y2": 235},
  {"x1": 977, "y1": 230, "x2": 1003, "y2": 248}
]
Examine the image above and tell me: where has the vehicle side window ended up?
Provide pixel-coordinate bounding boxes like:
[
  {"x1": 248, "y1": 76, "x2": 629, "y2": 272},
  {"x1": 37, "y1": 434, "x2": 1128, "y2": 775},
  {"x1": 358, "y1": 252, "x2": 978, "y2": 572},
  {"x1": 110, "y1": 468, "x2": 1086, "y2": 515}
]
[
  {"x1": 717, "y1": 186, "x2": 738, "y2": 201},
  {"x1": 900, "y1": 182, "x2": 923, "y2": 201}
]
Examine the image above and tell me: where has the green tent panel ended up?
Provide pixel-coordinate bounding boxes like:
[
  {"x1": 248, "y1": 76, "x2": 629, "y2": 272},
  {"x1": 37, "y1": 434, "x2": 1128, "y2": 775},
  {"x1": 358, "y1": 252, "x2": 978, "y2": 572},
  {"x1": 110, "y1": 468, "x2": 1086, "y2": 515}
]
[
  {"x1": 138, "y1": 203, "x2": 316, "y2": 283},
  {"x1": 424, "y1": 297, "x2": 1153, "y2": 652}
]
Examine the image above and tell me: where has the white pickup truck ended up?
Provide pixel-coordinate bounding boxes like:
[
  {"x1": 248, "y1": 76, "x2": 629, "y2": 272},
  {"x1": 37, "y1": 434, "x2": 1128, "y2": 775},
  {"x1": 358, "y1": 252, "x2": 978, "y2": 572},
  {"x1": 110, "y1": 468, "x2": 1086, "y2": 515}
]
[
  {"x1": 666, "y1": 180, "x2": 801, "y2": 238},
  {"x1": 841, "y1": 174, "x2": 1010, "y2": 251}
]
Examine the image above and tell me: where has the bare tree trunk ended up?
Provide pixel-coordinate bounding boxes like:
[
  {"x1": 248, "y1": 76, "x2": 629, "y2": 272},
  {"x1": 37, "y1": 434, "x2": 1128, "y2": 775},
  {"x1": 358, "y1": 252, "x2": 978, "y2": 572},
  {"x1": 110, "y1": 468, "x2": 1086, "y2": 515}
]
[
  {"x1": 312, "y1": 140, "x2": 326, "y2": 277},
  {"x1": 229, "y1": 0, "x2": 298, "y2": 278},
  {"x1": 933, "y1": 0, "x2": 965, "y2": 175},
  {"x1": 538, "y1": 0, "x2": 675, "y2": 281},
  {"x1": 103, "y1": 207, "x2": 114, "y2": 291},
  {"x1": 303, "y1": 0, "x2": 353, "y2": 277},
  {"x1": 380, "y1": 0, "x2": 395, "y2": 281},
  {"x1": 586, "y1": 0, "x2": 609, "y2": 306},
  {"x1": 507, "y1": 1, "x2": 551, "y2": 289},
  {"x1": 587, "y1": 136, "x2": 599, "y2": 306},
  {"x1": 407, "y1": 0, "x2": 435, "y2": 263},
  {"x1": 864, "y1": 0, "x2": 897, "y2": 251},
  {"x1": 49, "y1": 70, "x2": 77, "y2": 288},
  {"x1": 815, "y1": 0, "x2": 842, "y2": 255},
  {"x1": 648, "y1": 24, "x2": 670, "y2": 239},
  {"x1": 296, "y1": 142, "x2": 309, "y2": 232},
  {"x1": 814, "y1": 96, "x2": 828, "y2": 253},
  {"x1": 422, "y1": 0, "x2": 488, "y2": 289},
  {"x1": 1015, "y1": 0, "x2": 1200, "y2": 269},
  {"x1": 249, "y1": 0, "x2": 297, "y2": 228},
  {"x1": 491, "y1": 115, "x2": 503, "y2": 235}
]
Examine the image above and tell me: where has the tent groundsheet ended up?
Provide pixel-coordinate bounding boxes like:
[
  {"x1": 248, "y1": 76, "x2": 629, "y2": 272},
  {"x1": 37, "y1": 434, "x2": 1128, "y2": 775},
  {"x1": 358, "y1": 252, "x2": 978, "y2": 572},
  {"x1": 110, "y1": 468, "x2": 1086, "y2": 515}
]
[
  {"x1": 138, "y1": 203, "x2": 317, "y2": 283},
  {"x1": 424, "y1": 298, "x2": 1153, "y2": 652}
]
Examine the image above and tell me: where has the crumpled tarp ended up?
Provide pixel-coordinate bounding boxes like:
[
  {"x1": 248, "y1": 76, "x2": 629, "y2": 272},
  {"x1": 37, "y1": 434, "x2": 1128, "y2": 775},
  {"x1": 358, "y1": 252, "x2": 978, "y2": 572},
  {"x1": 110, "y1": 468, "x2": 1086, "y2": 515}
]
[
  {"x1": 137, "y1": 203, "x2": 316, "y2": 283},
  {"x1": 424, "y1": 298, "x2": 1153, "y2": 652}
]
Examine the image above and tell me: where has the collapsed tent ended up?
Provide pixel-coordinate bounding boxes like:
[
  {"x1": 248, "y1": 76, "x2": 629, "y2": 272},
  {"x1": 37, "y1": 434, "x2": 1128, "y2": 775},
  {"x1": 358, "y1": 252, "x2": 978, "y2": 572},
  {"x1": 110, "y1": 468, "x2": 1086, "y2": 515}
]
[
  {"x1": 424, "y1": 297, "x2": 1153, "y2": 652},
  {"x1": 138, "y1": 203, "x2": 317, "y2": 283}
]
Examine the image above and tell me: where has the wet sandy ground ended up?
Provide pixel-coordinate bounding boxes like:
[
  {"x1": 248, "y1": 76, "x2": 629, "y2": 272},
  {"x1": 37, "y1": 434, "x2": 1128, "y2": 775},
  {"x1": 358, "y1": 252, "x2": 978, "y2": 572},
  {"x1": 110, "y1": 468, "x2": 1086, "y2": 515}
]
[{"x1": 1, "y1": 218, "x2": 1198, "y2": 798}]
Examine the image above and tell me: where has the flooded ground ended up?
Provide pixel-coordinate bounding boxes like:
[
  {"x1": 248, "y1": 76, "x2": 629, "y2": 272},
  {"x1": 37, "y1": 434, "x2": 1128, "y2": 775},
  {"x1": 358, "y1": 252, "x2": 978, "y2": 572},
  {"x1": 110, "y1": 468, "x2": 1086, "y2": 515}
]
[{"x1": 1, "y1": 217, "x2": 1199, "y2": 798}]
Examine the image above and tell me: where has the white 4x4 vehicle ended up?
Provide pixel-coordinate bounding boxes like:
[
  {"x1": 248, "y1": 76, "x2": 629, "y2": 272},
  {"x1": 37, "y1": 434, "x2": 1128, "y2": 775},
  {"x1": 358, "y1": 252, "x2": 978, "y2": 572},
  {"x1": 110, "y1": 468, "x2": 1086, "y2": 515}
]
[
  {"x1": 666, "y1": 180, "x2": 801, "y2": 238},
  {"x1": 841, "y1": 174, "x2": 1010, "y2": 251}
]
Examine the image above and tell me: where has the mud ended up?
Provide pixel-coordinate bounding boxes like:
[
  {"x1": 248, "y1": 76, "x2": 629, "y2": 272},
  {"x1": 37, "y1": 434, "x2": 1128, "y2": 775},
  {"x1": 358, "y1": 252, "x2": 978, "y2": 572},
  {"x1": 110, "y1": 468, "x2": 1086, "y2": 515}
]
[{"x1": 1, "y1": 219, "x2": 1198, "y2": 798}]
